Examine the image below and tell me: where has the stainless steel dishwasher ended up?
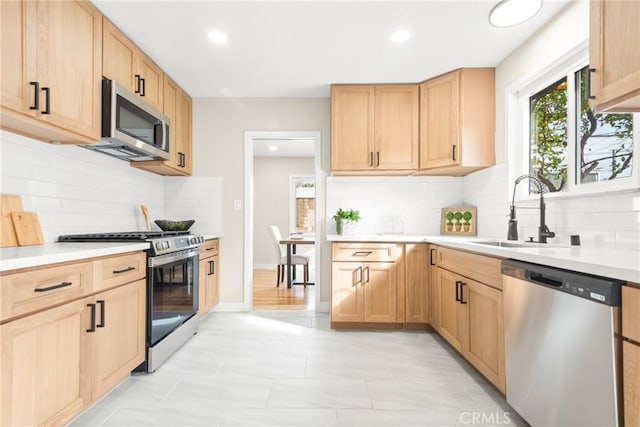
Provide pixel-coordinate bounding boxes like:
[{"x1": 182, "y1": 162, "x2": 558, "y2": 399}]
[{"x1": 502, "y1": 259, "x2": 623, "y2": 427}]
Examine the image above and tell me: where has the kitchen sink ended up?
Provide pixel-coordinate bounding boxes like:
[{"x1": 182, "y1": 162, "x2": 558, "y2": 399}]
[{"x1": 472, "y1": 240, "x2": 570, "y2": 248}]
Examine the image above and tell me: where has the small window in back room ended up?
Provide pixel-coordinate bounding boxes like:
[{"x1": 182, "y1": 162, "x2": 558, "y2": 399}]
[{"x1": 575, "y1": 66, "x2": 634, "y2": 184}]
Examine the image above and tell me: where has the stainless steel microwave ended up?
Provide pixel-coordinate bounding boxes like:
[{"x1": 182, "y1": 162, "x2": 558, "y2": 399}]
[{"x1": 83, "y1": 80, "x2": 170, "y2": 161}]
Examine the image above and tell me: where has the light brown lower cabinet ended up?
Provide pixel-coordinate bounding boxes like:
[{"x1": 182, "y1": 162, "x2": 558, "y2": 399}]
[
  {"x1": 90, "y1": 279, "x2": 146, "y2": 399},
  {"x1": 624, "y1": 340, "x2": 640, "y2": 427},
  {"x1": 331, "y1": 261, "x2": 398, "y2": 323},
  {"x1": 0, "y1": 253, "x2": 146, "y2": 426},
  {"x1": 436, "y1": 258, "x2": 506, "y2": 393},
  {"x1": 0, "y1": 298, "x2": 89, "y2": 426},
  {"x1": 427, "y1": 244, "x2": 439, "y2": 329},
  {"x1": 198, "y1": 239, "x2": 220, "y2": 316},
  {"x1": 405, "y1": 243, "x2": 429, "y2": 323}
]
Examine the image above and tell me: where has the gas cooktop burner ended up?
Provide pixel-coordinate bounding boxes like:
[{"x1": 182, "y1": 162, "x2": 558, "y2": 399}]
[{"x1": 58, "y1": 231, "x2": 189, "y2": 242}]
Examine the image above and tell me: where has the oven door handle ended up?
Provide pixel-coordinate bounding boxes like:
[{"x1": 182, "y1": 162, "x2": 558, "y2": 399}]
[{"x1": 148, "y1": 248, "x2": 200, "y2": 267}]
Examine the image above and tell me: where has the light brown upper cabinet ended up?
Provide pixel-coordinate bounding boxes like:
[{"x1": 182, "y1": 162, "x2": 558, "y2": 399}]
[
  {"x1": 133, "y1": 76, "x2": 193, "y2": 175},
  {"x1": 102, "y1": 18, "x2": 164, "y2": 112},
  {"x1": 418, "y1": 68, "x2": 495, "y2": 176},
  {"x1": 331, "y1": 84, "x2": 419, "y2": 174},
  {"x1": 0, "y1": 0, "x2": 102, "y2": 143},
  {"x1": 589, "y1": 0, "x2": 640, "y2": 112}
]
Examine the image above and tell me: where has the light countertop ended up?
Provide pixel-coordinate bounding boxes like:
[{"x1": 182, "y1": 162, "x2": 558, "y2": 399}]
[
  {"x1": 0, "y1": 242, "x2": 150, "y2": 273},
  {"x1": 327, "y1": 234, "x2": 640, "y2": 283}
]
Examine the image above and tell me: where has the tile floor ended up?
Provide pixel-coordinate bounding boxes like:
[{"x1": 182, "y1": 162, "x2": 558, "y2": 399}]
[{"x1": 69, "y1": 311, "x2": 526, "y2": 427}]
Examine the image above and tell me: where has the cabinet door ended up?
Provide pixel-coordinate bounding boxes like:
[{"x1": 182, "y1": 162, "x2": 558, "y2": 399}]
[
  {"x1": 137, "y1": 52, "x2": 164, "y2": 112},
  {"x1": 0, "y1": 0, "x2": 34, "y2": 116},
  {"x1": 419, "y1": 72, "x2": 460, "y2": 169},
  {"x1": 102, "y1": 18, "x2": 137, "y2": 93},
  {"x1": 405, "y1": 243, "x2": 429, "y2": 323},
  {"x1": 0, "y1": 299, "x2": 89, "y2": 426},
  {"x1": 427, "y1": 245, "x2": 439, "y2": 329},
  {"x1": 90, "y1": 280, "x2": 146, "y2": 400},
  {"x1": 374, "y1": 85, "x2": 419, "y2": 170},
  {"x1": 589, "y1": 0, "x2": 640, "y2": 111},
  {"x1": 163, "y1": 76, "x2": 182, "y2": 171},
  {"x1": 436, "y1": 268, "x2": 465, "y2": 351},
  {"x1": 198, "y1": 257, "x2": 208, "y2": 315},
  {"x1": 465, "y1": 278, "x2": 505, "y2": 393},
  {"x1": 624, "y1": 341, "x2": 640, "y2": 427},
  {"x1": 198, "y1": 255, "x2": 219, "y2": 315},
  {"x1": 363, "y1": 262, "x2": 397, "y2": 323},
  {"x1": 176, "y1": 89, "x2": 193, "y2": 174},
  {"x1": 331, "y1": 85, "x2": 375, "y2": 171},
  {"x1": 35, "y1": 0, "x2": 102, "y2": 140},
  {"x1": 208, "y1": 255, "x2": 220, "y2": 309},
  {"x1": 331, "y1": 261, "x2": 364, "y2": 322}
]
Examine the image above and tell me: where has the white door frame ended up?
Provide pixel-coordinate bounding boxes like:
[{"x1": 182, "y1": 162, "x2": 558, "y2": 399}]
[{"x1": 243, "y1": 131, "x2": 323, "y2": 311}]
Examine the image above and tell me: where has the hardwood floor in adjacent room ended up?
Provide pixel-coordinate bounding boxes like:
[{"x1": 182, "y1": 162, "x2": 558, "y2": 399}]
[{"x1": 253, "y1": 269, "x2": 314, "y2": 310}]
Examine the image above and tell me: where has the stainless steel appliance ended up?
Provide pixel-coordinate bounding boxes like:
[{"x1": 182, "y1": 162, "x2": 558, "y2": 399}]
[
  {"x1": 83, "y1": 80, "x2": 170, "y2": 161},
  {"x1": 59, "y1": 231, "x2": 205, "y2": 372},
  {"x1": 502, "y1": 259, "x2": 622, "y2": 427}
]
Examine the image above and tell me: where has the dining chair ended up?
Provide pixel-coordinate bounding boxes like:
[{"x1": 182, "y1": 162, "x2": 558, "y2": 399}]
[{"x1": 269, "y1": 225, "x2": 309, "y2": 287}]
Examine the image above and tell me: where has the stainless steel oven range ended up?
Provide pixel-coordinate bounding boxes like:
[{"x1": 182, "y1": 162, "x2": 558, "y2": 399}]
[{"x1": 58, "y1": 231, "x2": 205, "y2": 372}]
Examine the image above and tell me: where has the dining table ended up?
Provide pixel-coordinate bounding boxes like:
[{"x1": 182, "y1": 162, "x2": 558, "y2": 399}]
[{"x1": 279, "y1": 235, "x2": 315, "y2": 288}]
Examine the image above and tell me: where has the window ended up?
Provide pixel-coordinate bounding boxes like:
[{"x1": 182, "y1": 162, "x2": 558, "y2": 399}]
[{"x1": 522, "y1": 54, "x2": 638, "y2": 196}]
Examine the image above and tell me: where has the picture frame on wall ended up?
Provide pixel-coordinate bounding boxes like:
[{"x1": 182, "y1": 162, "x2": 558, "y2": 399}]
[{"x1": 441, "y1": 207, "x2": 477, "y2": 236}]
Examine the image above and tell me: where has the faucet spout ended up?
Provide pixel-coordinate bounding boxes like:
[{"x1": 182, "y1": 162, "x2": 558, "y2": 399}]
[{"x1": 509, "y1": 174, "x2": 555, "y2": 243}]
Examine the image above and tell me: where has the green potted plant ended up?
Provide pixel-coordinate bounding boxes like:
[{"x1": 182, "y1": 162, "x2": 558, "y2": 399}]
[
  {"x1": 333, "y1": 208, "x2": 361, "y2": 235},
  {"x1": 445, "y1": 212, "x2": 455, "y2": 232},
  {"x1": 462, "y1": 210, "x2": 473, "y2": 232},
  {"x1": 454, "y1": 211, "x2": 463, "y2": 232}
]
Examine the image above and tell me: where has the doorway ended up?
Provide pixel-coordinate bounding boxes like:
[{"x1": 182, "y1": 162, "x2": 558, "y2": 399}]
[{"x1": 243, "y1": 131, "x2": 322, "y2": 311}]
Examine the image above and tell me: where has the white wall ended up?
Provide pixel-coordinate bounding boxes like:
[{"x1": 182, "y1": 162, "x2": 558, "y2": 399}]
[
  {"x1": 0, "y1": 130, "x2": 165, "y2": 241},
  {"x1": 464, "y1": 0, "x2": 640, "y2": 250},
  {"x1": 192, "y1": 98, "x2": 330, "y2": 305},
  {"x1": 326, "y1": 176, "x2": 464, "y2": 235},
  {"x1": 164, "y1": 177, "x2": 223, "y2": 236},
  {"x1": 253, "y1": 156, "x2": 314, "y2": 267}
]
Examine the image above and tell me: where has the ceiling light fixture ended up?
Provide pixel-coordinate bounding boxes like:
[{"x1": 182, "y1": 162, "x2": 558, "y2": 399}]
[
  {"x1": 208, "y1": 30, "x2": 228, "y2": 45},
  {"x1": 391, "y1": 30, "x2": 411, "y2": 44},
  {"x1": 268, "y1": 146, "x2": 278, "y2": 152},
  {"x1": 489, "y1": 0, "x2": 543, "y2": 27}
]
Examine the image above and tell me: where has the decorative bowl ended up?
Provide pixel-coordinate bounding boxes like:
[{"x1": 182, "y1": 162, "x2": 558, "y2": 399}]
[{"x1": 154, "y1": 219, "x2": 195, "y2": 231}]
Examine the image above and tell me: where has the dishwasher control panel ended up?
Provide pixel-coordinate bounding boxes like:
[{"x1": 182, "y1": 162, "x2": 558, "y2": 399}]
[{"x1": 502, "y1": 259, "x2": 623, "y2": 306}]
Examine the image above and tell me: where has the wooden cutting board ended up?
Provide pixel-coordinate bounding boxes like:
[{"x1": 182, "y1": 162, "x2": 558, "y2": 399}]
[
  {"x1": 1, "y1": 194, "x2": 23, "y2": 247},
  {"x1": 10, "y1": 212, "x2": 44, "y2": 246}
]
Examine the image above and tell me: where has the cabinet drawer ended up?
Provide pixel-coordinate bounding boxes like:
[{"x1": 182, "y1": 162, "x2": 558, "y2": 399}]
[
  {"x1": 1, "y1": 262, "x2": 92, "y2": 322},
  {"x1": 437, "y1": 246, "x2": 502, "y2": 290},
  {"x1": 93, "y1": 252, "x2": 146, "y2": 292},
  {"x1": 332, "y1": 242, "x2": 403, "y2": 262},
  {"x1": 200, "y1": 239, "x2": 219, "y2": 260},
  {"x1": 623, "y1": 285, "x2": 640, "y2": 342}
]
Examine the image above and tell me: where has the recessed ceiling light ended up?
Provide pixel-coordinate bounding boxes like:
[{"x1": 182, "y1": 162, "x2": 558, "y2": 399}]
[
  {"x1": 268, "y1": 146, "x2": 278, "y2": 152},
  {"x1": 208, "y1": 30, "x2": 228, "y2": 45},
  {"x1": 489, "y1": 0, "x2": 542, "y2": 27},
  {"x1": 391, "y1": 30, "x2": 411, "y2": 44}
]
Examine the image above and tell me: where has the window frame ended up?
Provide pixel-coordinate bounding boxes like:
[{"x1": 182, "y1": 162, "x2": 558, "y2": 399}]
[{"x1": 511, "y1": 47, "x2": 639, "y2": 202}]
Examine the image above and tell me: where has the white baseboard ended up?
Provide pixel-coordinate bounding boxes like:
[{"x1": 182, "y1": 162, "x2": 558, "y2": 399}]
[
  {"x1": 316, "y1": 302, "x2": 330, "y2": 313},
  {"x1": 253, "y1": 263, "x2": 276, "y2": 270},
  {"x1": 211, "y1": 302, "x2": 247, "y2": 312}
]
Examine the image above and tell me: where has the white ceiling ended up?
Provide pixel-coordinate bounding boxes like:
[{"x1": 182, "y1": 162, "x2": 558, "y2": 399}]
[
  {"x1": 92, "y1": 0, "x2": 572, "y2": 98},
  {"x1": 253, "y1": 139, "x2": 316, "y2": 157}
]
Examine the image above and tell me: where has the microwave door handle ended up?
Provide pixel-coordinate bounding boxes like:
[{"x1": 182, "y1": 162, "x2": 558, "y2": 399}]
[{"x1": 154, "y1": 123, "x2": 164, "y2": 147}]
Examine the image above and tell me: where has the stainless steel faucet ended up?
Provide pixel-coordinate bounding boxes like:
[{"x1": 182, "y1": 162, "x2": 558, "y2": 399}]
[{"x1": 508, "y1": 174, "x2": 556, "y2": 243}]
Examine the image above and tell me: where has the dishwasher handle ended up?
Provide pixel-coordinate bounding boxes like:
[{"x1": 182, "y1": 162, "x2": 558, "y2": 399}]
[{"x1": 527, "y1": 272, "x2": 563, "y2": 288}]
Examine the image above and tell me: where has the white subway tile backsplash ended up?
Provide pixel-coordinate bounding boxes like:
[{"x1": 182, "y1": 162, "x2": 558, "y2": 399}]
[{"x1": 0, "y1": 131, "x2": 225, "y2": 242}]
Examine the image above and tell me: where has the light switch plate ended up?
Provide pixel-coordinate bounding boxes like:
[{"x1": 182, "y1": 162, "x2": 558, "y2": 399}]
[{"x1": 233, "y1": 199, "x2": 242, "y2": 210}]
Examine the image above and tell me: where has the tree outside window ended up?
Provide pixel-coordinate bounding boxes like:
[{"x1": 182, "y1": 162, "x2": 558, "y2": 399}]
[{"x1": 528, "y1": 67, "x2": 634, "y2": 193}]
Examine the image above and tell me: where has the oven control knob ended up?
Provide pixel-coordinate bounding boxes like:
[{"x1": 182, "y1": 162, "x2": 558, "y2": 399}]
[
  {"x1": 155, "y1": 242, "x2": 162, "y2": 250},
  {"x1": 164, "y1": 241, "x2": 170, "y2": 249}
]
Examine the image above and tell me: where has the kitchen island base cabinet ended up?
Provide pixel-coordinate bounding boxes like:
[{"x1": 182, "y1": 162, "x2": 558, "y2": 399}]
[{"x1": 330, "y1": 243, "x2": 404, "y2": 327}]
